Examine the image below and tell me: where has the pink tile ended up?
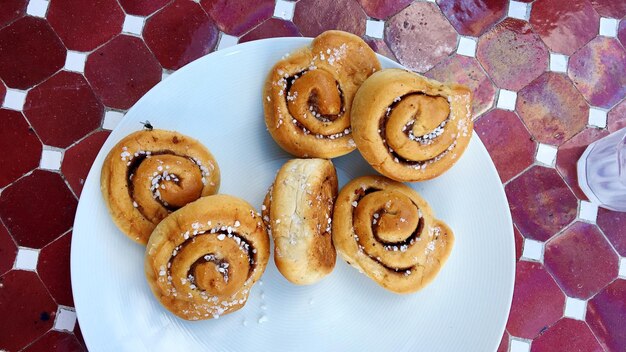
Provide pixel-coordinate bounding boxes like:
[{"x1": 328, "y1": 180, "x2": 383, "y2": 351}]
[
  {"x1": 530, "y1": 0, "x2": 600, "y2": 56},
  {"x1": 144, "y1": 0, "x2": 219, "y2": 71},
  {"x1": 590, "y1": 0, "x2": 626, "y2": 18},
  {"x1": 531, "y1": 318, "x2": 604, "y2": 352},
  {"x1": 38, "y1": 232, "x2": 74, "y2": 307},
  {"x1": 0, "y1": 271, "x2": 57, "y2": 351},
  {"x1": 0, "y1": 109, "x2": 42, "y2": 188},
  {"x1": 568, "y1": 37, "x2": 626, "y2": 109},
  {"x1": 477, "y1": 18, "x2": 549, "y2": 91},
  {"x1": 0, "y1": 17, "x2": 66, "y2": 90},
  {"x1": 607, "y1": 98, "x2": 626, "y2": 133},
  {"x1": 293, "y1": 0, "x2": 367, "y2": 38},
  {"x1": 514, "y1": 226, "x2": 523, "y2": 262},
  {"x1": 516, "y1": 72, "x2": 588, "y2": 145},
  {"x1": 426, "y1": 54, "x2": 496, "y2": 117},
  {"x1": 506, "y1": 261, "x2": 565, "y2": 339},
  {"x1": 358, "y1": 0, "x2": 412, "y2": 19},
  {"x1": 22, "y1": 331, "x2": 85, "y2": 352},
  {"x1": 62, "y1": 131, "x2": 110, "y2": 196},
  {"x1": 597, "y1": 208, "x2": 626, "y2": 256},
  {"x1": 556, "y1": 128, "x2": 609, "y2": 200},
  {"x1": 619, "y1": 19, "x2": 626, "y2": 48},
  {"x1": 47, "y1": 0, "x2": 124, "y2": 51},
  {"x1": 475, "y1": 109, "x2": 535, "y2": 183},
  {"x1": 119, "y1": 0, "x2": 171, "y2": 16},
  {"x1": 201, "y1": 0, "x2": 274, "y2": 36},
  {"x1": 0, "y1": 223, "x2": 16, "y2": 276},
  {"x1": 365, "y1": 38, "x2": 397, "y2": 62},
  {"x1": 85, "y1": 35, "x2": 162, "y2": 110},
  {"x1": 437, "y1": 0, "x2": 508, "y2": 37},
  {"x1": 24, "y1": 71, "x2": 104, "y2": 148},
  {"x1": 586, "y1": 279, "x2": 626, "y2": 351},
  {"x1": 240, "y1": 18, "x2": 301, "y2": 43},
  {"x1": 0, "y1": 0, "x2": 26, "y2": 28},
  {"x1": 385, "y1": 2, "x2": 457, "y2": 73},
  {"x1": 0, "y1": 170, "x2": 77, "y2": 249},
  {"x1": 544, "y1": 222, "x2": 619, "y2": 299},
  {"x1": 497, "y1": 330, "x2": 509, "y2": 352},
  {"x1": 505, "y1": 166, "x2": 577, "y2": 242}
]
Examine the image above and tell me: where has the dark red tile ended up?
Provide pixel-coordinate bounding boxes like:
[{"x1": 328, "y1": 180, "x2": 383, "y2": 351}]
[
  {"x1": 294, "y1": 0, "x2": 367, "y2": 38},
  {"x1": 506, "y1": 166, "x2": 578, "y2": 242},
  {"x1": 24, "y1": 71, "x2": 103, "y2": 148},
  {"x1": 22, "y1": 330, "x2": 85, "y2": 352},
  {"x1": 201, "y1": 0, "x2": 274, "y2": 36},
  {"x1": 556, "y1": 128, "x2": 609, "y2": 200},
  {"x1": 358, "y1": 0, "x2": 412, "y2": 19},
  {"x1": 119, "y1": 0, "x2": 171, "y2": 16},
  {"x1": 426, "y1": 54, "x2": 496, "y2": 117},
  {"x1": 608, "y1": 99, "x2": 626, "y2": 133},
  {"x1": 0, "y1": 0, "x2": 26, "y2": 29},
  {"x1": 514, "y1": 226, "x2": 523, "y2": 262},
  {"x1": 476, "y1": 18, "x2": 549, "y2": 91},
  {"x1": 0, "y1": 223, "x2": 16, "y2": 276},
  {"x1": 144, "y1": 0, "x2": 218, "y2": 71},
  {"x1": 568, "y1": 37, "x2": 626, "y2": 109},
  {"x1": 531, "y1": 318, "x2": 604, "y2": 352},
  {"x1": 0, "y1": 17, "x2": 65, "y2": 90},
  {"x1": 0, "y1": 271, "x2": 57, "y2": 351},
  {"x1": 597, "y1": 208, "x2": 626, "y2": 256},
  {"x1": 239, "y1": 18, "x2": 301, "y2": 43},
  {"x1": 619, "y1": 19, "x2": 626, "y2": 48},
  {"x1": 47, "y1": 0, "x2": 124, "y2": 51},
  {"x1": 530, "y1": 0, "x2": 600, "y2": 56},
  {"x1": 437, "y1": 0, "x2": 508, "y2": 37},
  {"x1": 74, "y1": 323, "x2": 86, "y2": 350},
  {"x1": 590, "y1": 0, "x2": 626, "y2": 18},
  {"x1": 517, "y1": 72, "x2": 588, "y2": 145},
  {"x1": 85, "y1": 35, "x2": 162, "y2": 110},
  {"x1": 62, "y1": 131, "x2": 110, "y2": 197},
  {"x1": 0, "y1": 170, "x2": 77, "y2": 249},
  {"x1": 385, "y1": 2, "x2": 457, "y2": 73},
  {"x1": 544, "y1": 222, "x2": 619, "y2": 299},
  {"x1": 586, "y1": 279, "x2": 626, "y2": 352},
  {"x1": 506, "y1": 261, "x2": 565, "y2": 339},
  {"x1": 0, "y1": 109, "x2": 42, "y2": 188},
  {"x1": 365, "y1": 38, "x2": 397, "y2": 62},
  {"x1": 38, "y1": 232, "x2": 73, "y2": 307},
  {"x1": 497, "y1": 330, "x2": 509, "y2": 352},
  {"x1": 0, "y1": 80, "x2": 5, "y2": 106},
  {"x1": 475, "y1": 109, "x2": 535, "y2": 183}
]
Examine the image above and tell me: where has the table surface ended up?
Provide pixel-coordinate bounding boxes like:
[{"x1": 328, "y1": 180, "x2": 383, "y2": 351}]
[{"x1": 0, "y1": 0, "x2": 625, "y2": 351}]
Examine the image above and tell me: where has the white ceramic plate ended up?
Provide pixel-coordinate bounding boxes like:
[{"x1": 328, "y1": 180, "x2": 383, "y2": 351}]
[{"x1": 71, "y1": 38, "x2": 514, "y2": 352}]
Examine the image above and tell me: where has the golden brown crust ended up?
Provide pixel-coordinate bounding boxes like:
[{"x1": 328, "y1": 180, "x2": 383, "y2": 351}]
[
  {"x1": 100, "y1": 129, "x2": 220, "y2": 244},
  {"x1": 332, "y1": 175, "x2": 454, "y2": 294},
  {"x1": 145, "y1": 195, "x2": 269, "y2": 320},
  {"x1": 351, "y1": 68, "x2": 473, "y2": 182},
  {"x1": 263, "y1": 30, "x2": 381, "y2": 158}
]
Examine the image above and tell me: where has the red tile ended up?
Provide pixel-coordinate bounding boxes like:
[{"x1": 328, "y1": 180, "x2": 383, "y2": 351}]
[
  {"x1": 47, "y1": 0, "x2": 124, "y2": 51},
  {"x1": 590, "y1": 0, "x2": 626, "y2": 18},
  {"x1": 0, "y1": 0, "x2": 26, "y2": 28},
  {"x1": 556, "y1": 128, "x2": 609, "y2": 200},
  {"x1": 426, "y1": 54, "x2": 496, "y2": 118},
  {"x1": 357, "y1": 0, "x2": 412, "y2": 19},
  {"x1": 544, "y1": 222, "x2": 619, "y2": 299},
  {"x1": 597, "y1": 208, "x2": 626, "y2": 256},
  {"x1": 0, "y1": 170, "x2": 77, "y2": 249},
  {"x1": 497, "y1": 330, "x2": 509, "y2": 352},
  {"x1": 38, "y1": 232, "x2": 74, "y2": 307},
  {"x1": 0, "y1": 17, "x2": 65, "y2": 90},
  {"x1": 0, "y1": 223, "x2": 16, "y2": 276},
  {"x1": 0, "y1": 109, "x2": 42, "y2": 188},
  {"x1": 0, "y1": 80, "x2": 5, "y2": 106},
  {"x1": 294, "y1": 0, "x2": 367, "y2": 38},
  {"x1": 477, "y1": 18, "x2": 549, "y2": 91},
  {"x1": 607, "y1": 99, "x2": 626, "y2": 133},
  {"x1": 385, "y1": 2, "x2": 457, "y2": 73},
  {"x1": 530, "y1": 0, "x2": 600, "y2": 56},
  {"x1": 74, "y1": 323, "x2": 86, "y2": 350},
  {"x1": 119, "y1": 0, "x2": 171, "y2": 16},
  {"x1": 531, "y1": 318, "x2": 604, "y2": 352},
  {"x1": 85, "y1": 35, "x2": 162, "y2": 110},
  {"x1": 475, "y1": 109, "x2": 535, "y2": 183},
  {"x1": 0, "y1": 271, "x2": 57, "y2": 351},
  {"x1": 144, "y1": 0, "x2": 219, "y2": 71},
  {"x1": 505, "y1": 166, "x2": 577, "y2": 242},
  {"x1": 586, "y1": 279, "x2": 626, "y2": 352},
  {"x1": 619, "y1": 19, "x2": 626, "y2": 48},
  {"x1": 24, "y1": 71, "x2": 104, "y2": 148},
  {"x1": 506, "y1": 261, "x2": 565, "y2": 339},
  {"x1": 568, "y1": 37, "x2": 626, "y2": 109},
  {"x1": 517, "y1": 73, "x2": 588, "y2": 145},
  {"x1": 239, "y1": 18, "x2": 301, "y2": 43},
  {"x1": 201, "y1": 0, "x2": 274, "y2": 36},
  {"x1": 514, "y1": 226, "x2": 523, "y2": 262},
  {"x1": 62, "y1": 131, "x2": 110, "y2": 196},
  {"x1": 22, "y1": 330, "x2": 85, "y2": 352},
  {"x1": 437, "y1": 0, "x2": 508, "y2": 37},
  {"x1": 365, "y1": 38, "x2": 398, "y2": 62}
]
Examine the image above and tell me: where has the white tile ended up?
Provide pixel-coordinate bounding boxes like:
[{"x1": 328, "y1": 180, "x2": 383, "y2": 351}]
[
  {"x1": 102, "y1": 110, "x2": 125, "y2": 130},
  {"x1": 457, "y1": 36, "x2": 477, "y2": 57},
  {"x1": 536, "y1": 143, "x2": 558, "y2": 166},
  {"x1": 366, "y1": 20, "x2": 385, "y2": 39},
  {"x1": 588, "y1": 107, "x2": 608, "y2": 128},
  {"x1": 64, "y1": 51, "x2": 87, "y2": 73},
  {"x1": 217, "y1": 33, "x2": 238, "y2": 50},
  {"x1": 508, "y1": 1, "x2": 530, "y2": 21},
  {"x1": 27, "y1": 0, "x2": 49, "y2": 18},
  {"x1": 549, "y1": 53, "x2": 568, "y2": 73},
  {"x1": 599, "y1": 18, "x2": 618, "y2": 37},
  {"x1": 564, "y1": 296, "x2": 587, "y2": 320},
  {"x1": 579, "y1": 200, "x2": 598, "y2": 223},
  {"x1": 496, "y1": 89, "x2": 517, "y2": 110},
  {"x1": 14, "y1": 247, "x2": 39, "y2": 271},
  {"x1": 162, "y1": 69, "x2": 172, "y2": 81},
  {"x1": 40, "y1": 147, "x2": 63, "y2": 170},
  {"x1": 122, "y1": 15, "x2": 145, "y2": 36},
  {"x1": 273, "y1": 0, "x2": 295, "y2": 21},
  {"x1": 522, "y1": 238, "x2": 544, "y2": 262},
  {"x1": 510, "y1": 337, "x2": 531, "y2": 352},
  {"x1": 619, "y1": 257, "x2": 626, "y2": 278},
  {"x1": 2, "y1": 89, "x2": 27, "y2": 111},
  {"x1": 53, "y1": 307, "x2": 77, "y2": 331}
]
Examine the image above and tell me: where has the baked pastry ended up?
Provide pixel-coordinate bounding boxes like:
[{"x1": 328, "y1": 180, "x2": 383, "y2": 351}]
[
  {"x1": 332, "y1": 175, "x2": 454, "y2": 294},
  {"x1": 263, "y1": 30, "x2": 381, "y2": 158},
  {"x1": 145, "y1": 195, "x2": 269, "y2": 320},
  {"x1": 262, "y1": 158, "x2": 338, "y2": 285},
  {"x1": 101, "y1": 129, "x2": 220, "y2": 244},
  {"x1": 351, "y1": 68, "x2": 473, "y2": 182}
]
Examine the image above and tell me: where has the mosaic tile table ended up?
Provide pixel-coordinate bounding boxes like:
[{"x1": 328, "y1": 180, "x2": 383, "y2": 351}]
[{"x1": 0, "y1": 0, "x2": 625, "y2": 351}]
